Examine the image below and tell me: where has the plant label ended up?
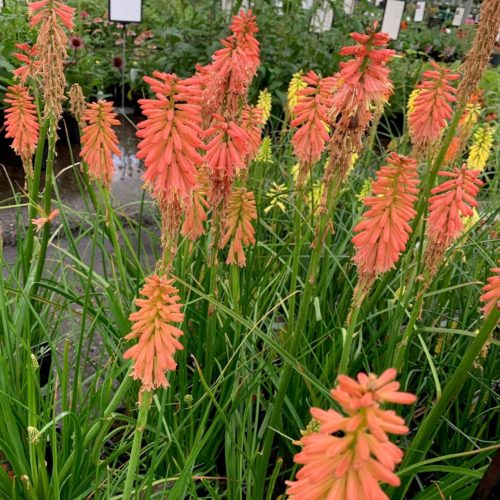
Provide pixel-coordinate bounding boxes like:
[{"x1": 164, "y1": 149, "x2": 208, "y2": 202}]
[
  {"x1": 415, "y1": 2, "x2": 425, "y2": 22},
  {"x1": 452, "y1": 7, "x2": 465, "y2": 26},
  {"x1": 381, "y1": 0, "x2": 405, "y2": 40},
  {"x1": 109, "y1": 0, "x2": 142, "y2": 24}
]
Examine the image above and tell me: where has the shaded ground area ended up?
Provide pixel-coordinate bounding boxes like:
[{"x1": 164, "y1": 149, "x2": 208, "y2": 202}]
[{"x1": 0, "y1": 113, "x2": 146, "y2": 248}]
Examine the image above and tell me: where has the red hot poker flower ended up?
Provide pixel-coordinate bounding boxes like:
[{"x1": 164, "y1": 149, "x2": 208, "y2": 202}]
[
  {"x1": 409, "y1": 61, "x2": 460, "y2": 153},
  {"x1": 29, "y1": 0, "x2": 75, "y2": 31},
  {"x1": 137, "y1": 72, "x2": 205, "y2": 206},
  {"x1": 13, "y1": 43, "x2": 41, "y2": 83},
  {"x1": 80, "y1": 100, "x2": 121, "y2": 187},
  {"x1": 241, "y1": 105, "x2": 264, "y2": 163},
  {"x1": 124, "y1": 275, "x2": 184, "y2": 392},
  {"x1": 204, "y1": 114, "x2": 250, "y2": 206},
  {"x1": 427, "y1": 165, "x2": 483, "y2": 248},
  {"x1": 291, "y1": 71, "x2": 335, "y2": 183},
  {"x1": 286, "y1": 369, "x2": 416, "y2": 500},
  {"x1": 352, "y1": 153, "x2": 419, "y2": 282},
  {"x1": 202, "y1": 10, "x2": 260, "y2": 117},
  {"x1": 331, "y1": 28, "x2": 395, "y2": 120},
  {"x1": 220, "y1": 188, "x2": 257, "y2": 267},
  {"x1": 4, "y1": 84, "x2": 39, "y2": 164},
  {"x1": 480, "y1": 265, "x2": 500, "y2": 317}
]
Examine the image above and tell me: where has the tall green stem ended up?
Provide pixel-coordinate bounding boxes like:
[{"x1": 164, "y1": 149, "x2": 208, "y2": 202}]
[
  {"x1": 255, "y1": 180, "x2": 338, "y2": 496},
  {"x1": 338, "y1": 305, "x2": 361, "y2": 375},
  {"x1": 122, "y1": 390, "x2": 153, "y2": 500},
  {"x1": 32, "y1": 120, "x2": 57, "y2": 298},
  {"x1": 23, "y1": 120, "x2": 49, "y2": 282},
  {"x1": 394, "y1": 308, "x2": 500, "y2": 499}
]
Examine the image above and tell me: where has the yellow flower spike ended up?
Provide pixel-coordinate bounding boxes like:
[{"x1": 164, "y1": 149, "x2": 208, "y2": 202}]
[
  {"x1": 264, "y1": 182, "x2": 288, "y2": 214},
  {"x1": 356, "y1": 178, "x2": 373, "y2": 201},
  {"x1": 468, "y1": 125, "x2": 494, "y2": 171},
  {"x1": 306, "y1": 180, "x2": 324, "y2": 213},
  {"x1": 255, "y1": 136, "x2": 274, "y2": 163},
  {"x1": 346, "y1": 152, "x2": 358, "y2": 176},
  {"x1": 462, "y1": 207, "x2": 480, "y2": 234},
  {"x1": 287, "y1": 70, "x2": 307, "y2": 116},
  {"x1": 257, "y1": 89, "x2": 272, "y2": 125},
  {"x1": 406, "y1": 88, "x2": 420, "y2": 117}
]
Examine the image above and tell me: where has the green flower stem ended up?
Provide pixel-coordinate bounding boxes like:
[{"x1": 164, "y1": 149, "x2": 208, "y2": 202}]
[
  {"x1": 338, "y1": 303, "x2": 362, "y2": 375},
  {"x1": 230, "y1": 264, "x2": 242, "y2": 345},
  {"x1": 122, "y1": 390, "x2": 153, "y2": 500},
  {"x1": 32, "y1": 120, "x2": 57, "y2": 298},
  {"x1": 394, "y1": 307, "x2": 500, "y2": 499},
  {"x1": 255, "y1": 180, "x2": 338, "y2": 496},
  {"x1": 23, "y1": 119, "x2": 49, "y2": 282}
]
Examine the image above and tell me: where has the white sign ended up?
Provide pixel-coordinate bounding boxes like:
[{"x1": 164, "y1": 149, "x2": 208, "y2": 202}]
[
  {"x1": 343, "y1": 0, "x2": 356, "y2": 15},
  {"x1": 311, "y1": 1, "x2": 333, "y2": 32},
  {"x1": 414, "y1": 1, "x2": 425, "y2": 22},
  {"x1": 381, "y1": 0, "x2": 405, "y2": 40},
  {"x1": 109, "y1": 0, "x2": 142, "y2": 23},
  {"x1": 452, "y1": 7, "x2": 465, "y2": 26},
  {"x1": 0, "y1": 0, "x2": 4, "y2": 9}
]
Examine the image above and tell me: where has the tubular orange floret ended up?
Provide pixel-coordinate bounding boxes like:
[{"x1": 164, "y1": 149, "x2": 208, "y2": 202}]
[
  {"x1": 28, "y1": 0, "x2": 75, "y2": 119},
  {"x1": 201, "y1": 10, "x2": 260, "y2": 118},
  {"x1": 4, "y1": 84, "x2": 40, "y2": 166},
  {"x1": 80, "y1": 100, "x2": 121, "y2": 187},
  {"x1": 352, "y1": 153, "x2": 419, "y2": 288},
  {"x1": 12, "y1": 43, "x2": 41, "y2": 83},
  {"x1": 137, "y1": 72, "x2": 205, "y2": 207},
  {"x1": 291, "y1": 70, "x2": 335, "y2": 184},
  {"x1": 480, "y1": 265, "x2": 500, "y2": 317},
  {"x1": 124, "y1": 275, "x2": 185, "y2": 392},
  {"x1": 409, "y1": 61, "x2": 460, "y2": 155},
  {"x1": 220, "y1": 188, "x2": 257, "y2": 267},
  {"x1": 181, "y1": 168, "x2": 210, "y2": 241},
  {"x1": 241, "y1": 105, "x2": 264, "y2": 164},
  {"x1": 286, "y1": 369, "x2": 416, "y2": 500},
  {"x1": 425, "y1": 164, "x2": 483, "y2": 276},
  {"x1": 203, "y1": 114, "x2": 250, "y2": 207}
]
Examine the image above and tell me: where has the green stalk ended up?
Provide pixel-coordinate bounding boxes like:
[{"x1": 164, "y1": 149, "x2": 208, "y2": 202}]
[
  {"x1": 255, "y1": 180, "x2": 338, "y2": 496},
  {"x1": 122, "y1": 390, "x2": 153, "y2": 500},
  {"x1": 23, "y1": 120, "x2": 49, "y2": 281},
  {"x1": 393, "y1": 281, "x2": 426, "y2": 370},
  {"x1": 230, "y1": 264, "x2": 241, "y2": 345},
  {"x1": 287, "y1": 193, "x2": 304, "y2": 334},
  {"x1": 394, "y1": 308, "x2": 500, "y2": 499},
  {"x1": 338, "y1": 304, "x2": 361, "y2": 375},
  {"x1": 31, "y1": 119, "x2": 57, "y2": 300}
]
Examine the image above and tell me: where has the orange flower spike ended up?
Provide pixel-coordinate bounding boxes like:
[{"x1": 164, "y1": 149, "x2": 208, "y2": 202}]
[
  {"x1": 409, "y1": 61, "x2": 460, "y2": 150},
  {"x1": 241, "y1": 105, "x2": 264, "y2": 163},
  {"x1": 291, "y1": 71, "x2": 335, "y2": 169},
  {"x1": 427, "y1": 164, "x2": 483, "y2": 248},
  {"x1": 181, "y1": 169, "x2": 210, "y2": 241},
  {"x1": 204, "y1": 114, "x2": 250, "y2": 204},
  {"x1": 202, "y1": 10, "x2": 260, "y2": 117},
  {"x1": 480, "y1": 266, "x2": 500, "y2": 317},
  {"x1": 137, "y1": 72, "x2": 205, "y2": 206},
  {"x1": 4, "y1": 84, "x2": 39, "y2": 164},
  {"x1": 332, "y1": 28, "x2": 395, "y2": 117},
  {"x1": 286, "y1": 369, "x2": 416, "y2": 500},
  {"x1": 13, "y1": 43, "x2": 41, "y2": 83},
  {"x1": 220, "y1": 188, "x2": 257, "y2": 267},
  {"x1": 124, "y1": 275, "x2": 185, "y2": 391},
  {"x1": 80, "y1": 100, "x2": 121, "y2": 187},
  {"x1": 352, "y1": 153, "x2": 419, "y2": 281},
  {"x1": 28, "y1": 0, "x2": 75, "y2": 31}
]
